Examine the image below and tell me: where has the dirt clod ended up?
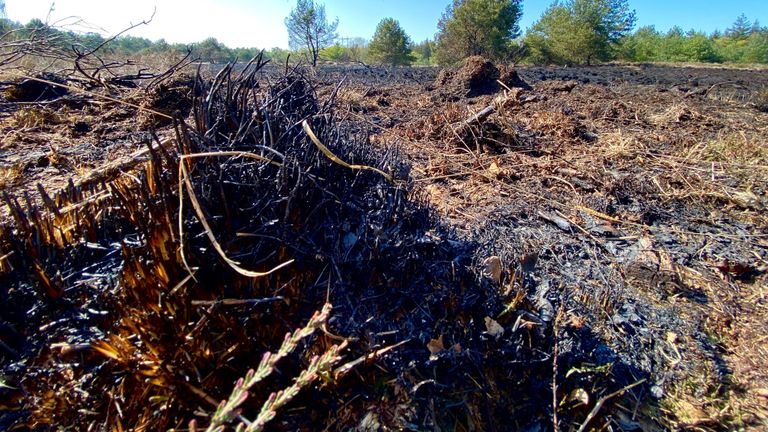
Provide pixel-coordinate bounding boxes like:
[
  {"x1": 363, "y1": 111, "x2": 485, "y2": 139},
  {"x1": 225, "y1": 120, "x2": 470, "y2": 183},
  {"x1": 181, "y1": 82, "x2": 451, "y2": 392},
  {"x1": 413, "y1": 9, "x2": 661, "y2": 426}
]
[
  {"x1": 4, "y1": 73, "x2": 68, "y2": 102},
  {"x1": 139, "y1": 74, "x2": 195, "y2": 126},
  {"x1": 435, "y1": 56, "x2": 530, "y2": 98}
]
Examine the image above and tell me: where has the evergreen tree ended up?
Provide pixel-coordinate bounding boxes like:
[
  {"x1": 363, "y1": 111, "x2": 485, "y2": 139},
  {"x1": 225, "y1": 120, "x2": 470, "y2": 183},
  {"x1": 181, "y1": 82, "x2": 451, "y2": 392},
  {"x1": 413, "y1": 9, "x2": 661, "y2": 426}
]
[
  {"x1": 525, "y1": 0, "x2": 636, "y2": 65},
  {"x1": 413, "y1": 39, "x2": 435, "y2": 65},
  {"x1": 682, "y1": 30, "x2": 720, "y2": 62},
  {"x1": 726, "y1": 14, "x2": 752, "y2": 40},
  {"x1": 368, "y1": 18, "x2": 415, "y2": 66},
  {"x1": 434, "y1": 0, "x2": 523, "y2": 65},
  {"x1": 617, "y1": 25, "x2": 661, "y2": 62},
  {"x1": 743, "y1": 30, "x2": 768, "y2": 63}
]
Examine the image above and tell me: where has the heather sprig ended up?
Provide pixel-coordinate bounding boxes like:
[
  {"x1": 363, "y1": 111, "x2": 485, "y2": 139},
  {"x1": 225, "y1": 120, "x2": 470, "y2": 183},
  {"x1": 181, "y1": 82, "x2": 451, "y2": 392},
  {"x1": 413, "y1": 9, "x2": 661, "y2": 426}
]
[
  {"x1": 195, "y1": 303, "x2": 340, "y2": 432},
  {"x1": 242, "y1": 341, "x2": 347, "y2": 432}
]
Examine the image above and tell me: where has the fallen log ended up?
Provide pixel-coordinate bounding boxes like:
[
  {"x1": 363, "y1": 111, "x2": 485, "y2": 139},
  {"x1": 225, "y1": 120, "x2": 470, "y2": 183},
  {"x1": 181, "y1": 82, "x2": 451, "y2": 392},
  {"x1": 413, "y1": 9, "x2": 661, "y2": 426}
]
[{"x1": 448, "y1": 93, "x2": 513, "y2": 152}]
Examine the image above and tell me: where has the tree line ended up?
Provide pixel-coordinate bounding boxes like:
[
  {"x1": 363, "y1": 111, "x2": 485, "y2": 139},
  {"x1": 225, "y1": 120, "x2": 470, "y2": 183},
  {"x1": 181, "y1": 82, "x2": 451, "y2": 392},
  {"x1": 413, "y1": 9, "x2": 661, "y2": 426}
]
[
  {"x1": 285, "y1": 0, "x2": 767, "y2": 66},
  {"x1": 1, "y1": 1, "x2": 766, "y2": 68}
]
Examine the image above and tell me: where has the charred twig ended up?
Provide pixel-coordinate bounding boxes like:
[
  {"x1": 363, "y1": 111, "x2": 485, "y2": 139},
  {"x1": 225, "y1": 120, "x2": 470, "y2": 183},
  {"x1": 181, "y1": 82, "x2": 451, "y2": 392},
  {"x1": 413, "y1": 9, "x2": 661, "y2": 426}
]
[
  {"x1": 13, "y1": 73, "x2": 175, "y2": 119},
  {"x1": 0, "y1": 17, "x2": 73, "y2": 67},
  {"x1": 145, "y1": 49, "x2": 196, "y2": 89},
  {"x1": 576, "y1": 379, "x2": 646, "y2": 432},
  {"x1": 0, "y1": 339, "x2": 20, "y2": 359},
  {"x1": 449, "y1": 94, "x2": 509, "y2": 137},
  {"x1": 554, "y1": 210, "x2": 614, "y2": 255},
  {"x1": 443, "y1": 112, "x2": 482, "y2": 159},
  {"x1": 190, "y1": 297, "x2": 284, "y2": 307},
  {"x1": 71, "y1": 9, "x2": 156, "y2": 86},
  {"x1": 538, "y1": 211, "x2": 572, "y2": 232},
  {"x1": 333, "y1": 339, "x2": 411, "y2": 380},
  {"x1": 74, "y1": 138, "x2": 175, "y2": 190},
  {"x1": 552, "y1": 304, "x2": 565, "y2": 432}
]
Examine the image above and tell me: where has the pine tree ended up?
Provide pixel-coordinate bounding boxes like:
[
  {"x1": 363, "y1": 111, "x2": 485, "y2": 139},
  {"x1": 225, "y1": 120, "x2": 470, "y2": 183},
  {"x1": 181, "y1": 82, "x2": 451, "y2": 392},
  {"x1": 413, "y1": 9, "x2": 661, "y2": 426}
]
[
  {"x1": 727, "y1": 14, "x2": 752, "y2": 40},
  {"x1": 525, "y1": 0, "x2": 636, "y2": 65},
  {"x1": 367, "y1": 18, "x2": 415, "y2": 66},
  {"x1": 285, "y1": 0, "x2": 338, "y2": 66},
  {"x1": 434, "y1": 0, "x2": 523, "y2": 65}
]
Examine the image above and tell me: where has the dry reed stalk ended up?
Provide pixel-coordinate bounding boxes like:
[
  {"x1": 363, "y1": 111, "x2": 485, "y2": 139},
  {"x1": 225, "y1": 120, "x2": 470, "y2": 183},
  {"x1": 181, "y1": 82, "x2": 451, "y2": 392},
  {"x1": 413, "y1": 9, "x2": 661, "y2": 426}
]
[{"x1": 177, "y1": 151, "x2": 293, "y2": 279}]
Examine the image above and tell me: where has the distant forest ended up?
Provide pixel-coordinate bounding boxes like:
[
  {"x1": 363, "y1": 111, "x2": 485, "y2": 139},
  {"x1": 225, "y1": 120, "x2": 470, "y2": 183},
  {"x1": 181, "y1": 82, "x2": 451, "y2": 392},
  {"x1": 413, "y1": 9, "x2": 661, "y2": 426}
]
[{"x1": 1, "y1": 11, "x2": 766, "y2": 67}]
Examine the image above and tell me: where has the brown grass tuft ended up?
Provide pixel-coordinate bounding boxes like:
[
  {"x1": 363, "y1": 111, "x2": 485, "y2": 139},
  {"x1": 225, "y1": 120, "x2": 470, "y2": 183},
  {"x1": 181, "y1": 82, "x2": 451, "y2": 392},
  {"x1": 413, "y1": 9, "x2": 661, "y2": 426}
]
[
  {"x1": 648, "y1": 103, "x2": 696, "y2": 126},
  {"x1": 599, "y1": 130, "x2": 646, "y2": 159},
  {"x1": 9, "y1": 107, "x2": 62, "y2": 129},
  {"x1": 0, "y1": 164, "x2": 24, "y2": 189},
  {"x1": 688, "y1": 131, "x2": 768, "y2": 166},
  {"x1": 755, "y1": 88, "x2": 768, "y2": 113}
]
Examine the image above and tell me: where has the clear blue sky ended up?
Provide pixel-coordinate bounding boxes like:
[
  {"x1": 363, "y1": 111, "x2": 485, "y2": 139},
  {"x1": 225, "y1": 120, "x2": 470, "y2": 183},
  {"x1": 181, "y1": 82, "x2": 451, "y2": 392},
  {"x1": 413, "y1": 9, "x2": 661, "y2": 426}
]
[
  {"x1": 6, "y1": 1, "x2": 768, "y2": 48},
  {"x1": 332, "y1": 0, "x2": 766, "y2": 42}
]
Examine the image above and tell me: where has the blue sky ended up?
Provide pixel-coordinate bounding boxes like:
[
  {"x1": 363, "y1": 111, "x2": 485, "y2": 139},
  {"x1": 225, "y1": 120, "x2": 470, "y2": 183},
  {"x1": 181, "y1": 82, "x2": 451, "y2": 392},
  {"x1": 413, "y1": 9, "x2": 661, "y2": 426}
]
[
  {"x1": 330, "y1": 0, "x2": 768, "y2": 43},
  {"x1": 5, "y1": 1, "x2": 768, "y2": 48}
]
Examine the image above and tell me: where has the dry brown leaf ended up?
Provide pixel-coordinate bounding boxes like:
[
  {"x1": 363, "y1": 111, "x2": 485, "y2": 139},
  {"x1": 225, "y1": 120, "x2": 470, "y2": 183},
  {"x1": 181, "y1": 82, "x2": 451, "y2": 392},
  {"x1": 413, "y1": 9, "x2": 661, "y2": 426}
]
[
  {"x1": 482, "y1": 256, "x2": 503, "y2": 284},
  {"x1": 488, "y1": 160, "x2": 503, "y2": 178},
  {"x1": 427, "y1": 335, "x2": 444, "y2": 355}
]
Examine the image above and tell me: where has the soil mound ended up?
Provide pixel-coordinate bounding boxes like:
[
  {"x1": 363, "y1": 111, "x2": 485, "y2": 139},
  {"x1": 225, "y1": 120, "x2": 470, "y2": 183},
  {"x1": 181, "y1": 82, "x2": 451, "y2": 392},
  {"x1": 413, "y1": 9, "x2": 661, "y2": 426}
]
[
  {"x1": 3, "y1": 73, "x2": 68, "y2": 102},
  {"x1": 457, "y1": 55, "x2": 500, "y2": 95},
  {"x1": 435, "y1": 56, "x2": 530, "y2": 98},
  {"x1": 139, "y1": 74, "x2": 196, "y2": 126},
  {"x1": 498, "y1": 64, "x2": 531, "y2": 90}
]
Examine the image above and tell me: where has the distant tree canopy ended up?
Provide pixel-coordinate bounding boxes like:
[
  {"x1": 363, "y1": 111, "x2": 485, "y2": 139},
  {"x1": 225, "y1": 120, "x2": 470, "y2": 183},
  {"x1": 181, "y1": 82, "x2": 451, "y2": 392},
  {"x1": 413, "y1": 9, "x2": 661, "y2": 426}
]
[
  {"x1": 525, "y1": 0, "x2": 636, "y2": 65},
  {"x1": 612, "y1": 15, "x2": 768, "y2": 65},
  {"x1": 320, "y1": 43, "x2": 346, "y2": 62},
  {"x1": 434, "y1": 0, "x2": 523, "y2": 65},
  {"x1": 0, "y1": 18, "x2": 287, "y2": 67},
  {"x1": 618, "y1": 26, "x2": 719, "y2": 63},
  {"x1": 367, "y1": 18, "x2": 415, "y2": 66},
  {"x1": 1, "y1": 7, "x2": 767, "y2": 70},
  {"x1": 285, "y1": 0, "x2": 338, "y2": 66},
  {"x1": 412, "y1": 39, "x2": 435, "y2": 65},
  {"x1": 319, "y1": 38, "x2": 369, "y2": 63}
]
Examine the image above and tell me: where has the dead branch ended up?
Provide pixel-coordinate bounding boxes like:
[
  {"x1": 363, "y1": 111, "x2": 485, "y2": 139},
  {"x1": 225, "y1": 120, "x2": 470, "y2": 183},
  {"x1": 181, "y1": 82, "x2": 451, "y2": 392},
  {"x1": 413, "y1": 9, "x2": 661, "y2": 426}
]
[
  {"x1": 448, "y1": 93, "x2": 510, "y2": 143},
  {"x1": 576, "y1": 379, "x2": 646, "y2": 432},
  {"x1": 71, "y1": 9, "x2": 156, "y2": 86}
]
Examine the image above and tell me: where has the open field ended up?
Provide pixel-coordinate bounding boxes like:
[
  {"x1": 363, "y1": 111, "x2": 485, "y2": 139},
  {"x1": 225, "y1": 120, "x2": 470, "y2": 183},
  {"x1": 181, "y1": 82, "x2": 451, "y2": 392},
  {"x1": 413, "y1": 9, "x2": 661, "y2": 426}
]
[{"x1": 1, "y1": 59, "x2": 767, "y2": 431}]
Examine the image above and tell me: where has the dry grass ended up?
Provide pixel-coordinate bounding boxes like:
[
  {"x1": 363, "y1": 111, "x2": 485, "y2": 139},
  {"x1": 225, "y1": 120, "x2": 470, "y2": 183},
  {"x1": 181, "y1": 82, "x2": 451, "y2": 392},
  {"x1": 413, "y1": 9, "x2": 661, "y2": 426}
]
[
  {"x1": 689, "y1": 131, "x2": 768, "y2": 166},
  {"x1": 337, "y1": 88, "x2": 378, "y2": 113},
  {"x1": 648, "y1": 103, "x2": 696, "y2": 126},
  {"x1": 9, "y1": 107, "x2": 62, "y2": 129},
  {"x1": 599, "y1": 129, "x2": 646, "y2": 159},
  {"x1": 523, "y1": 110, "x2": 583, "y2": 139},
  {"x1": 0, "y1": 164, "x2": 24, "y2": 189}
]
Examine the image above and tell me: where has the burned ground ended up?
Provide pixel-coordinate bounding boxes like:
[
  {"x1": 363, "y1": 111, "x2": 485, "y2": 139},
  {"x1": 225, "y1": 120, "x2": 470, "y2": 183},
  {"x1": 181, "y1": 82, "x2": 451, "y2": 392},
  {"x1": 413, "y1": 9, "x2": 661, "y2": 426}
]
[
  {"x1": 0, "y1": 59, "x2": 767, "y2": 431},
  {"x1": 322, "y1": 61, "x2": 768, "y2": 430}
]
